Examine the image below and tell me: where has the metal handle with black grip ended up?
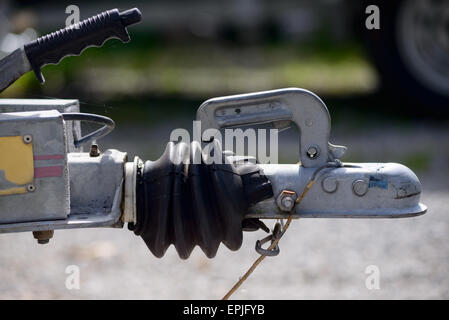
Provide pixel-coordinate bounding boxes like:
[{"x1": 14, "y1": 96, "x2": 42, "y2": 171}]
[{"x1": 24, "y1": 8, "x2": 141, "y2": 83}]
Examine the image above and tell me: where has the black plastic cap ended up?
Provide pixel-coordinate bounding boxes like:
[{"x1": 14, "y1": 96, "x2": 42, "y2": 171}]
[{"x1": 120, "y1": 8, "x2": 142, "y2": 27}]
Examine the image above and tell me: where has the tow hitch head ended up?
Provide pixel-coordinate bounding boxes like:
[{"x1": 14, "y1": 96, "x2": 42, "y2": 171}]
[{"x1": 197, "y1": 88, "x2": 426, "y2": 219}]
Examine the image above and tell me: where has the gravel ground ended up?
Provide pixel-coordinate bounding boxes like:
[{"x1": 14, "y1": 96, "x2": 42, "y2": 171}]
[{"x1": 0, "y1": 117, "x2": 448, "y2": 300}]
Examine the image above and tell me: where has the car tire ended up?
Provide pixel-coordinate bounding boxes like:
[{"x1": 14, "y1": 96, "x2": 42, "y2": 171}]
[{"x1": 362, "y1": 0, "x2": 449, "y2": 110}]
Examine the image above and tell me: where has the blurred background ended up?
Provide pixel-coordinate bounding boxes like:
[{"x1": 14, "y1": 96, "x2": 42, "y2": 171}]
[{"x1": 0, "y1": 0, "x2": 448, "y2": 299}]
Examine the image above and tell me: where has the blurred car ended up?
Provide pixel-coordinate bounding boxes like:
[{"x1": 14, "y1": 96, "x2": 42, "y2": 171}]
[{"x1": 360, "y1": 0, "x2": 449, "y2": 109}]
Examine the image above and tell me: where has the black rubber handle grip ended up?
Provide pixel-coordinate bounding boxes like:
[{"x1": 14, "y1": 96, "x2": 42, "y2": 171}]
[{"x1": 24, "y1": 8, "x2": 141, "y2": 83}]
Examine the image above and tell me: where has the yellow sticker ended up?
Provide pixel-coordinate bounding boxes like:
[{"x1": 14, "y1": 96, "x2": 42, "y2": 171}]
[{"x1": 0, "y1": 136, "x2": 34, "y2": 195}]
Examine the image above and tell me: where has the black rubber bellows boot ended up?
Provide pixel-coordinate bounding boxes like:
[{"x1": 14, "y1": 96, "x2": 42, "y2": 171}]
[{"x1": 129, "y1": 140, "x2": 273, "y2": 259}]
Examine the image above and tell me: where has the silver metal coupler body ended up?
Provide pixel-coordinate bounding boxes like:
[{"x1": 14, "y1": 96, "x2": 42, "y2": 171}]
[{"x1": 250, "y1": 163, "x2": 425, "y2": 219}]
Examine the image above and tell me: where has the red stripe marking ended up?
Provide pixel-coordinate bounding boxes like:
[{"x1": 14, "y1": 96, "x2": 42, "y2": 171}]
[
  {"x1": 33, "y1": 155, "x2": 64, "y2": 160},
  {"x1": 34, "y1": 166, "x2": 63, "y2": 178}
]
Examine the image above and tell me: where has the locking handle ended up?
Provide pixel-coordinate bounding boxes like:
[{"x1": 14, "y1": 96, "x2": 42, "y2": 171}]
[
  {"x1": 196, "y1": 88, "x2": 346, "y2": 168},
  {"x1": 24, "y1": 8, "x2": 141, "y2": 83}
]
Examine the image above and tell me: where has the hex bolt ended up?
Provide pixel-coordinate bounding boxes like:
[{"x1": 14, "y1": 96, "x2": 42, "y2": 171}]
[
  {"x1": 276, "y1": 190, "x2": 297, "y2": 212},
  {"x1": 353, "y1": 179, "x2": 368, "y2": 196},
  {"x1": 281, "y1": 197, "x2": 294, "y2": 209},
  {"x1": 89, "y1": 143, "x2": 100, "y2": 157},
  {"x1": 322, "y1": 177, "x2": 338, "y2": 193},
  {"x1": 23, "y1": 134, "x2": 32, "y2": 144},
  {"x1": 306, "y1": 146, "x2": 318, "y2": 159},
  {"x1": 32, "y1": 230, "x2": 54, "y2": 244}
]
